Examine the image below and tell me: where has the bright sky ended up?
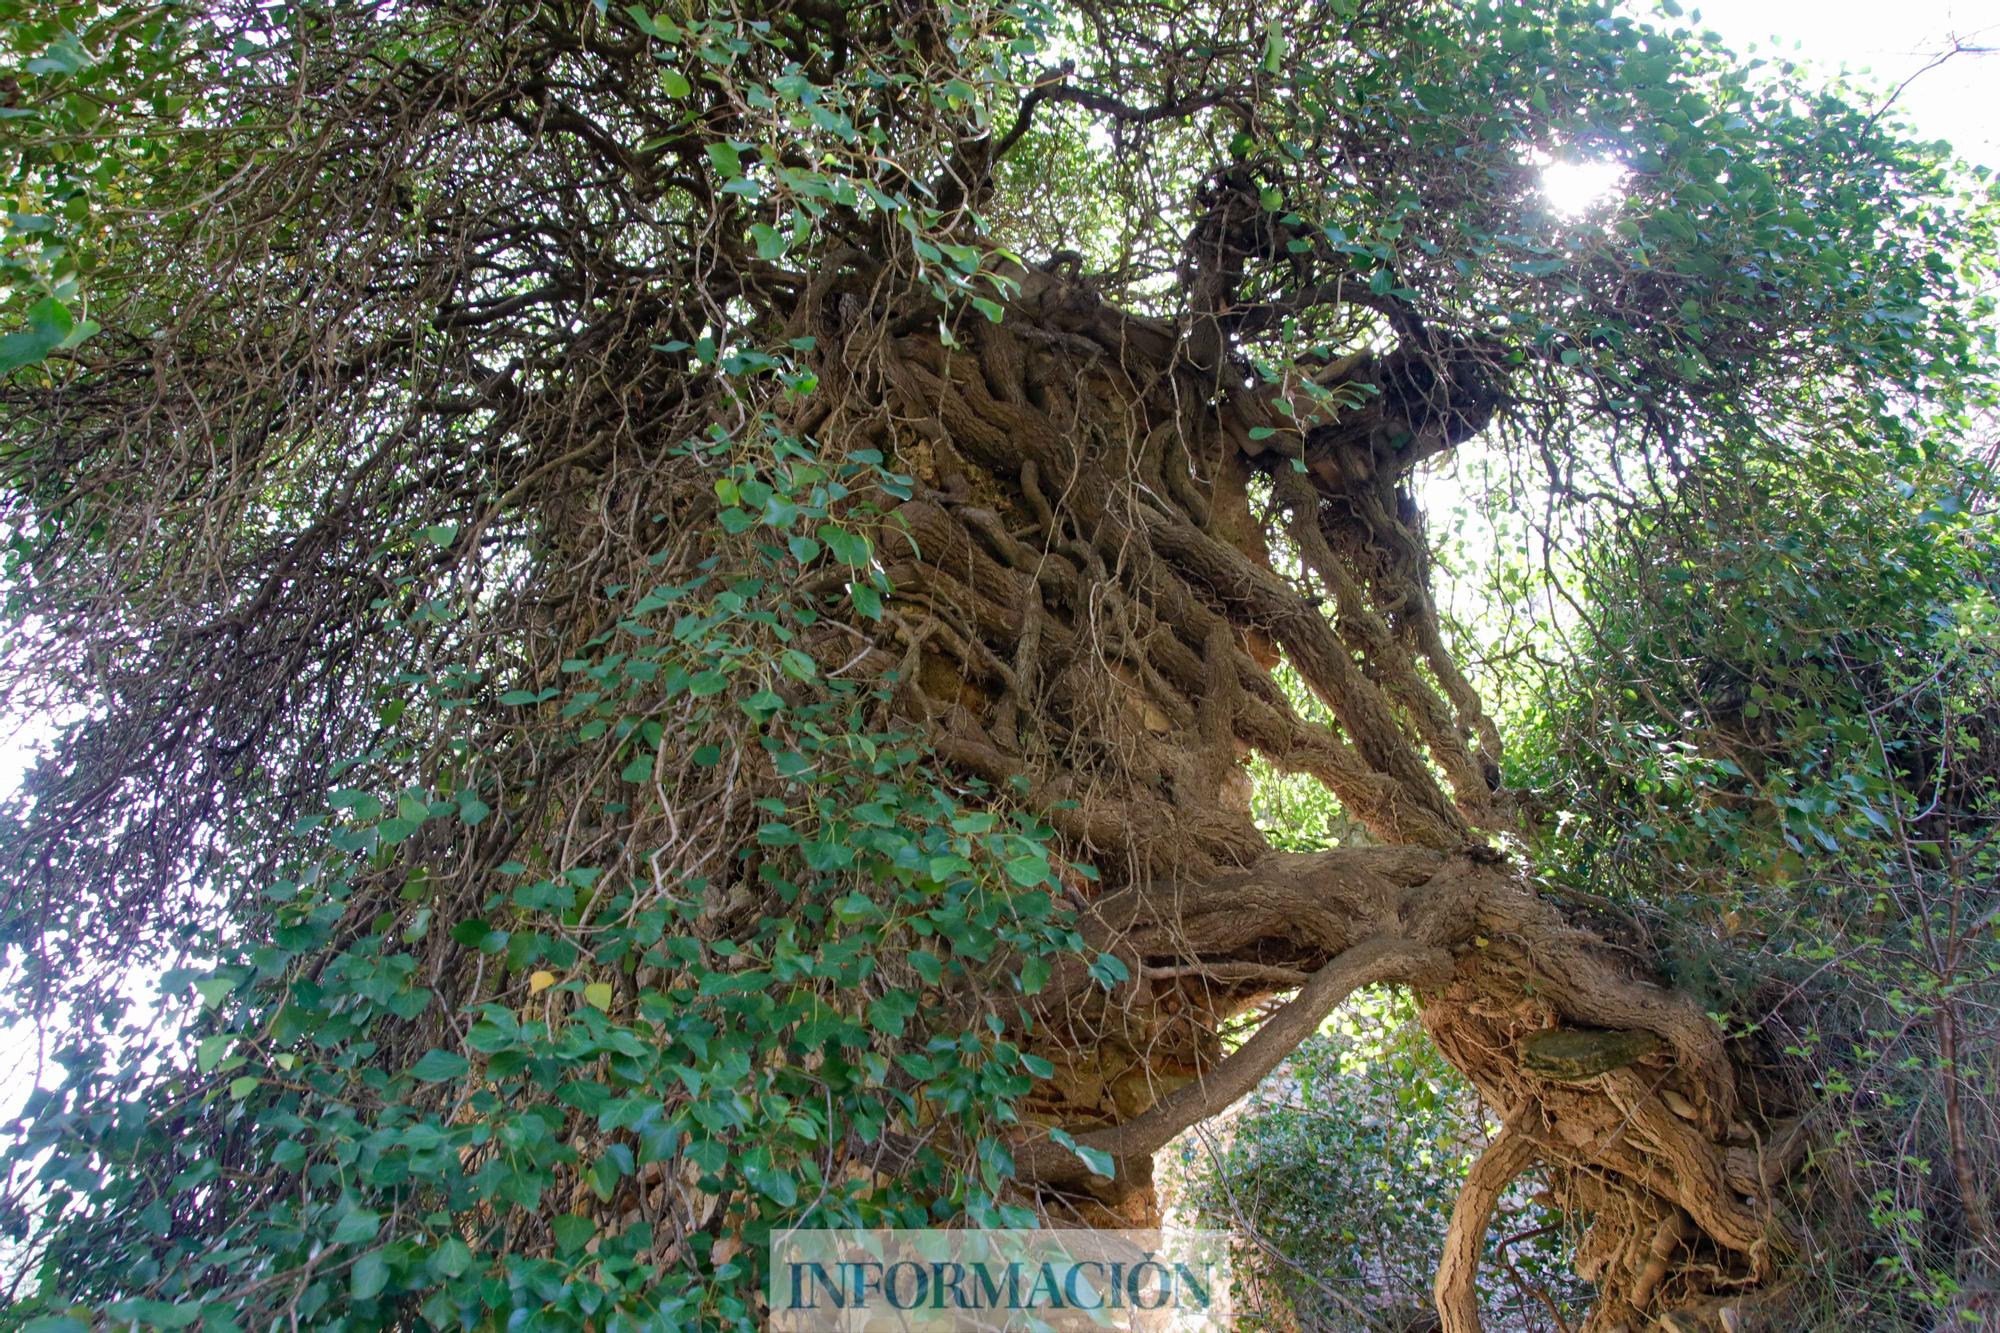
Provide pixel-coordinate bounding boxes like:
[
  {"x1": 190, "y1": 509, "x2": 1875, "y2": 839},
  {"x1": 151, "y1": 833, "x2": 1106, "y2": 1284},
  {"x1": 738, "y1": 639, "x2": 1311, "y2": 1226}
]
[
  {"x1": 1542, "y1": 0, "x2": 1998, "y2": 215},
  {"x1": 1685, "y1": 0, "x2": 1998, "y2": 166}
]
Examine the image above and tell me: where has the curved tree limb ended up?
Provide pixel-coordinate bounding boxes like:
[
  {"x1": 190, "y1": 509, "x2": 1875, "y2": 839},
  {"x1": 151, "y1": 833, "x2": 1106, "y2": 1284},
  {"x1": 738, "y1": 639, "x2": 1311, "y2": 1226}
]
[
  {"x1": 1435, "y1": 1123, "x2": 1538, "y2": 1333},
  {"x1": 1017, "y1": 933, "x2": 1452, "y2": 1185}
]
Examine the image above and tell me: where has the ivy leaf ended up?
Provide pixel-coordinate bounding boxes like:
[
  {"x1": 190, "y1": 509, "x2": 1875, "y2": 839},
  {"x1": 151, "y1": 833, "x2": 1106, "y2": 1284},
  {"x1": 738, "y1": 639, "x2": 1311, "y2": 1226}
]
[
  {"x1": 552, "y1": 1214, "x2": 595, "y2": 1255},
  {"x1": 743, "y1": 1158, "x2": 799, "y2": 1206},
  {"x1": 1088, "y1": 953, "x2": 1130, "y2": 990},
  {"x1": 0, "y1": 297, "x2": 91, "y2": 376},
  {"x1": 848, "y1": 581, "x2": 883, "y2": 620},
  {"x1": 1049, "y1": 1127, "x2": 1115, "y2": 1178},
  {"x1": 1004, "y1": 854, "x2": 1050, "y2": 887},
  {"x1": 331, "y1": 1207, "x2": 382, "y2": 1247},
  {"x1": 1020, "y1": 955, "x2": 1052, "y2": 995},
  {"x1": 431, "y1": 1236, "x2": 474, "y2": 1278},
  {"x1": 707, "y1": 142, "x2": 743, "y2": 178},
  {"x1": 817, "y1": 524, "x2": 871, "y2": 567},
  {"x1": 351, "y1": 1249, "x2": 389, "y2": 1300},
  {"x1": 411, "y1": 1049, "x2": 470, "y2": 1082}
]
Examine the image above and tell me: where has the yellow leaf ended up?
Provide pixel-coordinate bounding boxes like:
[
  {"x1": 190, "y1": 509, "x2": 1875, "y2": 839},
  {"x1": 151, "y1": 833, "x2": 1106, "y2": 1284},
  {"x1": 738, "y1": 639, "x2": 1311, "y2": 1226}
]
[
  {"x1": 583, "y1": 981, "x2": 614, "y2": 1010},
  {"x1": 529, "y1": 970, "x2": 557, "y2": 995}
]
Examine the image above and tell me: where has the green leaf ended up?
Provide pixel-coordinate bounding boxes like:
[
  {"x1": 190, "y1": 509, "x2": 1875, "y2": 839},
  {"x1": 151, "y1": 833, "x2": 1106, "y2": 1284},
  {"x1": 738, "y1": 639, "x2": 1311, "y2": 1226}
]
[
  {"x1": 332, "y1": 788, "x2": 382, "y2": 819},
  {"x1": 1261, "y1": 20, "x2": 1286, "y2": 73},
  {"x1": 410, "y1": 1049, "x2": 470, "y2": 1082},
  {"x1": 1511, "y1": 257, "x2": 1568, "y2": 277},
  {"x1": 197, "y1": 1035, "x2": 232, "y2": 1073},
  {"x1": 552, "y1": 1213, "x2": 595, "y2": 1254},
  {"x1": 1049, "y1": 1127, "x2": 1115, "y2": 1178},
  {"x1": 1004, "y1": 854, "x2": 1050, "y2": 887},
  {"x1": 0, "y1": 297, "x2": 79, "y2": 376},
  {"x1": 351, "y1": 1249, "x2": 389, "y2": 1300},
  {"x1": 707, "y1": 142, "x2": 743, "y2": 178},
  {"x1": 744, "y1": 1158, "x2": 799, "y2": 1206},
  {"x1": 331, "y1": 1208, "x2": 381, "y2": 1247},
  {"x1": 1020, "y1": 955, "x2": 1052, "y2": 995},
  {"x1": 102, "y1": 1304, "x2": 198, "y2": 1330},
  {"x1": 431, "y1": 1236, "x2": 474, "y2": 1278},
  {"x1": 818, "y1": 524, "x2": 872, "y2": 567},
  {"x1": 623, "y1": 5, "x2": 680, "y2": 39},
  {"x1": 1088, "y1": 952, "x2": 1130, "y2": 990}
]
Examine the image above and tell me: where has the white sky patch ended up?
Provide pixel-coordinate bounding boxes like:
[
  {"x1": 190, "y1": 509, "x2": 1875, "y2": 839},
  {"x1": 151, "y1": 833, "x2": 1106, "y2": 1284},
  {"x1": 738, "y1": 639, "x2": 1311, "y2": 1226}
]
[
  {"x1": 1539, "y1": 158, "x2": 1630, "y2": 217},
  {"x1": 1672, "y1": 0, "x2": 1997, "y2": 169}
]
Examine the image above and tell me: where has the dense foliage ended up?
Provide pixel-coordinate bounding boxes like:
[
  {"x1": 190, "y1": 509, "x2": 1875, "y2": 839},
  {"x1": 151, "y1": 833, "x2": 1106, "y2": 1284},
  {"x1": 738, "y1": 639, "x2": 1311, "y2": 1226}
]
[
  {"x1": 1514, "y1": 443, "x2": 2000, "y2": 1321},
  {"x1": 1179, "y1": 989, "x2": 1589, "y2": 1331},
  {"x1": 1183, "y1": 446, "x2": 2000, "y2": 1327}
]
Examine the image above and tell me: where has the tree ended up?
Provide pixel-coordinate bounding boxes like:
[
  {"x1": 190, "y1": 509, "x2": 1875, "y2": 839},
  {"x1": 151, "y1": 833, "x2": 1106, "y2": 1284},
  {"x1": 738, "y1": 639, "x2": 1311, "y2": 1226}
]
[{"x1": 0, "y1": 0, "x2": 1992, "y2": 1328}]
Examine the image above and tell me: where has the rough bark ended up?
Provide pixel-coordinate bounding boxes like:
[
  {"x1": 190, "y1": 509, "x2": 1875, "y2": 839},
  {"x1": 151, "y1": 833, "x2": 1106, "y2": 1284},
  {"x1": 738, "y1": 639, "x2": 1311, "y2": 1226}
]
[{"x1": 782, "y1": 259, "x2": 1806, "y2": 1330}]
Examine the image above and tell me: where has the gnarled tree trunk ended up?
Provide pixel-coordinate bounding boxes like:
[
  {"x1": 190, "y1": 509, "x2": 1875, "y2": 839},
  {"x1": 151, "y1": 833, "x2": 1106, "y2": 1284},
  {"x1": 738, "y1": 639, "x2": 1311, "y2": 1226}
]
[{"x1": 792, "y1": 260, "x2": 1805, "y2": 1331}]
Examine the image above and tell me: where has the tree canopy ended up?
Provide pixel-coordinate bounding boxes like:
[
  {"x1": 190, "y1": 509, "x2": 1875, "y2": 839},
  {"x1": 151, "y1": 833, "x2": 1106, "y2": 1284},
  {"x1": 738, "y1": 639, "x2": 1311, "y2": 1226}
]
[{"x1": 0, "y1": 0, "x2": 1994, "y2": 1329}]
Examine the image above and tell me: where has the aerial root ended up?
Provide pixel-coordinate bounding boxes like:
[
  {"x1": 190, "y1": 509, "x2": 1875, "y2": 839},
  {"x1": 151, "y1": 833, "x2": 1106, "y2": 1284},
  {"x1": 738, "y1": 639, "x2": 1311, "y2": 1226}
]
[{"x1": 1435, "y1": 1124, "x2": 1538, "y2": 1333}]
